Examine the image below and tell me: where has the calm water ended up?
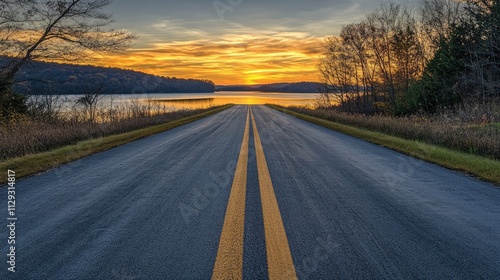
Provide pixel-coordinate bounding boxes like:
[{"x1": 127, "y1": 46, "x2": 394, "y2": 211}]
[
  {"x1": 151, "y1": 91, "x2": 317, "y2": 109},
  {"x1": 42, "y1": 91, "x2": 318, "y2": 112}
]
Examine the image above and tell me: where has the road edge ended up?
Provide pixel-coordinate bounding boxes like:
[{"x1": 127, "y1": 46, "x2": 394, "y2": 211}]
[
  {"x1": 268, "y1": 105, "x2": 500, "y2": 186},
  {"x1": 0, "y1": 105, "x2": 233, "y2": 185}
]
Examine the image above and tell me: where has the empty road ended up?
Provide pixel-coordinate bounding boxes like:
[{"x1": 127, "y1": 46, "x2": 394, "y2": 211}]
[{"x1": 1, "y1": 105, "x2": 500, "y2": 279}]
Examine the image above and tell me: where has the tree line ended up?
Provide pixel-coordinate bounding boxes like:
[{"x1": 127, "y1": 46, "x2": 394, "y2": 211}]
[
  {"x1": 319, "y1": 0, "x2": 500, "y2": 115},
  {"x1": 9, "y1": 59, "x2": 215, "y2": 96},
  {"x1": 216, "y1": 82, "x2": 323, "y2": 93},
  {"x1": 0, "y1": 0, "x2": 135, "y2": 118}
]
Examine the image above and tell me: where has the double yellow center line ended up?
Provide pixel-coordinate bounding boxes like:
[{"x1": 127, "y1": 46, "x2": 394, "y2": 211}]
[{"x1": 212, "y1": 107, "x2": 297, "y2": 280}]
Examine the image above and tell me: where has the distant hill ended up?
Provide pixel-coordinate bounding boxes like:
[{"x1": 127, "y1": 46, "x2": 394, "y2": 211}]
[
  {"x1": 2, "y1": 58, "x2": 215, "y2": 95},
  {"x1": 215, "y1": 82, "x2": 325, "y2": 93}
]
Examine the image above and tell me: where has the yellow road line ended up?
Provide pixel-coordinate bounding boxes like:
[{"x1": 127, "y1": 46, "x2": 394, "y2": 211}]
[
  {"x1": 212, "y1": 107, "x2": 250, "y2": 280},
  {"x1": 251, "y1": 107, "x2": 297, "y2": 280}
]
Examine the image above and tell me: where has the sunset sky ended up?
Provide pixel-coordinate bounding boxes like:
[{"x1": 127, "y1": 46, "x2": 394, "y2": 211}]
[{"x1": 102, "y1": 0, "x2": 405, "y2": 85}]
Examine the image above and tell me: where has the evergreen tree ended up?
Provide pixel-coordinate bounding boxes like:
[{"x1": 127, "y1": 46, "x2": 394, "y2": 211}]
[{"x1": 405, "y1": 25, "x2": 470, "y2": 113}]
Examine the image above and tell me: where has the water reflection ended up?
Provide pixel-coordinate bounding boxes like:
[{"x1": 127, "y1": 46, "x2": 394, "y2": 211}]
[
  {"x1": 150, "y1": 91, "x2": 317, "y2": 110},
  {"x1": 33, "y1": 91, "x2": 317, "y2": 115}
]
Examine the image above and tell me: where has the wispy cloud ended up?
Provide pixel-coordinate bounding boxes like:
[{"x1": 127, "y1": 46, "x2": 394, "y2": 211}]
[
  {"x1": 101, "y1": 0, "x2": 405, "y2": 84},
  {"x1": 102, "y1": 20, "x2": 324, "y2": 84}
]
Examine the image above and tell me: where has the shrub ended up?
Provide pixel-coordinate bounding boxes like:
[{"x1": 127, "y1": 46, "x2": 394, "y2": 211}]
[{"x1": 287, "y1": 104, "x2": 500, "y2": 159}]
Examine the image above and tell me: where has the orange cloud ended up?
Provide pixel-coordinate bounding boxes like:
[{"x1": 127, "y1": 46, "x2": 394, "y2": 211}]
[{"x1": 99, "y1": 32, "x2": 324, "y2": 85}]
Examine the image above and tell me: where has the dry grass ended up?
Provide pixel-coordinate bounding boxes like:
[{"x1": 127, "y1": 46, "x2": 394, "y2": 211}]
[
  {"x1": 0, "y1": 105, "x2": 232, "y2": 184},
  {"x1": 0, "y1": 105, "x2": 230, "y2": 161},
  {"x1": 269, "y1": 105, "x2": 500, "y2": 185},
  {"x1": 283, "y1": 105, "x2": 500, "y2": 160}
]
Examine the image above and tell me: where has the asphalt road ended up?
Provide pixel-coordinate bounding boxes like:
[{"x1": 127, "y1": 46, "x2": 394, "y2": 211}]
[{"x1": 1, "y1": 105, "x2": 500, "y2": 279}]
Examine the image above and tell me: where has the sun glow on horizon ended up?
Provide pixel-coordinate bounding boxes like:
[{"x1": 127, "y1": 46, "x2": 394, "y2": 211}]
[
  {"x1": 98, "y1": 32, "x2": 323, "y2": 85},
  {"x1": 90, "y1": 0, "x2": 382, "y2": 85}
]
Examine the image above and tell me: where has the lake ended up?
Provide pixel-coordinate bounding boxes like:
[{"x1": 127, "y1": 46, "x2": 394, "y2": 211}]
[
  {"x1": 149, "y1": 91, "x2": 317, "y2": 109},
  {"x1": 41, "y1": 91, "x2": 318, "y2": 113}
]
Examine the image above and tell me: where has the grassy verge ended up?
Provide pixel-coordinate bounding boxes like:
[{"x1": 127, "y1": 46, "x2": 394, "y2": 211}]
[
  {"x1": 0, "y1": 105, "x2": 232, "y2": 184},
  {"x1": 268, "y1": 105, "x2": 500, "y2": 185}
]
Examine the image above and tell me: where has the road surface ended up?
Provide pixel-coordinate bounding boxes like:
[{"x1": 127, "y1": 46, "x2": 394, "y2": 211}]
[{"x1": 1, "y1": 105, "x2": 500, "y2": 279}]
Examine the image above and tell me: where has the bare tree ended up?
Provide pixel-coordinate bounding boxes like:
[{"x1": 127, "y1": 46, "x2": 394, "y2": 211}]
[
  {"x1": 319, "y1": 2, "x2": 428, "y2": 114},
  {"x1": 364, "y1": 3, "x2": 400, "y2": 108},
  {"x1": 463, "y1": 0, "x2": 500, "y2": 102},
  {"x1": 419, "y1": 0, "x2": 464, "y2": 53},
  {"x1": 0, "y1": 0, "x2": 136, "y2": 104},
  {"x1": 364, "y1": 3, "x2": 424, "y2": 109},
  {"x1": 318, "y1": 37, "x2": 356, "y2": 110},
  {"x1": 341, "y1": 22, "x2": 379, "y2": 111},
  {"x1": 76, "y1": 82, "x2": 104, "y2": 123},
  {"x1": 26, "y1": 81, "x2": 66, "y2": 120},
  {"x1": 391, "y1": 9, "x2": 423, "y2": 93}
]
